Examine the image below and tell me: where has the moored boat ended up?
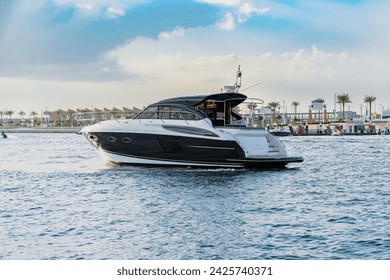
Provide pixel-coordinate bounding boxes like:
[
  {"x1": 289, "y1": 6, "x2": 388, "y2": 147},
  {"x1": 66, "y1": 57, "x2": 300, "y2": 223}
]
[{"x1": 1, "y1": 130, "x2": 7, "y2": 139}]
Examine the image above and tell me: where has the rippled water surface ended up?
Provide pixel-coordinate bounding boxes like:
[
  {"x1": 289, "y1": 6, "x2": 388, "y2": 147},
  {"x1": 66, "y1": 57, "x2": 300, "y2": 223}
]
[{"x1": 1, "y1": 133, "x2": 389, "y2": 259}]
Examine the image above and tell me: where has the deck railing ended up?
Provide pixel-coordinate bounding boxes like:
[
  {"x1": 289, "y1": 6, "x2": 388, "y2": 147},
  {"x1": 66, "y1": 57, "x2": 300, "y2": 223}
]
[{"x1": 73, "y1": 111, "x2": 137, "y2": 126}]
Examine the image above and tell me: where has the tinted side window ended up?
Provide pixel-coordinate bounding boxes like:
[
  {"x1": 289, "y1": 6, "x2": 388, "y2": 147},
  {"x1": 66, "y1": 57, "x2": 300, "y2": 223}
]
[
  {"x1": 136, "y1": 106, "x2": 158, "y2": 119},
  {"x1": 170, "y1": 107, "x2": 200, "y2": 120},
  {"x1": 136, "y1": 105, "x2": 204, "y2": 120},
  {"x1": 159, "y1": 106, "x2": 172, "y2": 119}
]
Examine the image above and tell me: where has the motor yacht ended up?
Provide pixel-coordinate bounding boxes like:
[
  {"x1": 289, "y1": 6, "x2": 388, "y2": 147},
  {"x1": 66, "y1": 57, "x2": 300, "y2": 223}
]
[{"x1": 80, "y1": 67, "x2": 303, "y2": 168}]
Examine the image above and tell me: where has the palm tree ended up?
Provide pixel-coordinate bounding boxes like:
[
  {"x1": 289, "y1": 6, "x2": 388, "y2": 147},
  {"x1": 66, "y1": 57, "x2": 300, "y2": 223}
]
[
  {"x1": 56, "y1": 109, "x2": 64, "y2": 127},
  {"x1": 5, "y1": 110, "x2": 12, "y2": 118},
  {"x1": 268, "y1": 102, "x2": 280, "y2": 111},
  {"x1": 43, "y1": 110, "x2": 50, "y2": 126},
  {"x1": 247, "y1": 103, "x2": 258, "y2": 111},
  {"x1": 268, "y1": 101, "x2": 280, "y2": 124},
  {"x1": 18, "y1": 111, "x2": 26, "y2": 126},
  {"x1": 363, "y1": 95, "x2": 376, "y2": 121},
  {"x1": 336, "y1": 93, "x2": 352, "y2": 120},
  {"x1": 5, "y1": 110, "x2": 14, "y2": 126},
  {"x1": 291, "y1": 101, "x2": 300, "y2": 120},
  {"x1": 30, "y1": 111, "x2": 38, "y2": 127},
  {"x1": 312, "y1": 98, "x2": 325, "y2": 103}
]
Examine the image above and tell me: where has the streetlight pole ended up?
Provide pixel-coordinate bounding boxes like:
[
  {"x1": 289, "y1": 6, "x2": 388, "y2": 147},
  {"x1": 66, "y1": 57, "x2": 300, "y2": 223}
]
[{"x1": 333, "y1": 93, "x2": 337, "y2": 120}]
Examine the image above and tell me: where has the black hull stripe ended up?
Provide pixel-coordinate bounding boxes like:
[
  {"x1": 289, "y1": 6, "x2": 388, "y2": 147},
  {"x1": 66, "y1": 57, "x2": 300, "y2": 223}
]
[
  {"x1": 228, "y1": 157, "x2": 304, "y2": 163},
  {"x1": 101, "y1": 149, "x2": 302, "y2": 168}
]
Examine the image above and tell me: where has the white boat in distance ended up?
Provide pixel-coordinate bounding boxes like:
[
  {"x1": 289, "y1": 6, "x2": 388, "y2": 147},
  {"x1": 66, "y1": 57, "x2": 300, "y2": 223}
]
[{"x1": 80, "y1": 67, "x2": 303, "y2": 168}]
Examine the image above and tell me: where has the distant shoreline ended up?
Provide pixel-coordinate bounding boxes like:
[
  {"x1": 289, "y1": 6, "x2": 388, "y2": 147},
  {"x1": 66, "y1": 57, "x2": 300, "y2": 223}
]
[
  {"x1": 1, "y1": 126, "x2": 380, "y2": 136},
  {"x1": 3, "y1": 128, "x2": 80, "y2": 133}
]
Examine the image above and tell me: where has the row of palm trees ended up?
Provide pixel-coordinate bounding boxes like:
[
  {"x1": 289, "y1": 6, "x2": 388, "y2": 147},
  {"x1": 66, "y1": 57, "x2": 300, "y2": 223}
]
[
  {"x1": 260, "y1": 94, "x2": 377, "y2": 121},
  {"x1": 1, "y1": 110, "x2": 42, "y2": 126},
  {"x1": 1, "y1": 110, "x2": 40, "y2": 119}
]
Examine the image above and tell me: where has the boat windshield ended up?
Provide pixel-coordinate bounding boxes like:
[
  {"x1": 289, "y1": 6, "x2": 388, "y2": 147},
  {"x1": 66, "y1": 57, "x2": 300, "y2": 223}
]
[
  {"x1": 134, "y1": 105, "x2": 205, "y2": 121},
  {"x1": 196, "y1": 98, "x2": 249, "y2": 127}
]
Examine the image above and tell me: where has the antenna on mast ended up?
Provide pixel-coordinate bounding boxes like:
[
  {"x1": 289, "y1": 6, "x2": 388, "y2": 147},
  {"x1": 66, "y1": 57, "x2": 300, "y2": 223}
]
[
  {"x1": 233, "y1": 65, "x2": 242, "y2": 92},
  {"x1": 222, "y1": 65, "x2": 242, "y2": 93}
]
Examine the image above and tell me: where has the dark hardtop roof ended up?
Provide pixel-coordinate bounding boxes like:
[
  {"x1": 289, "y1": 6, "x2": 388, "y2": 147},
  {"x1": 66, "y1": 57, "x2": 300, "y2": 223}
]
[{"x1": 156, "y1": 92, "x2": 247, "y2": 107}]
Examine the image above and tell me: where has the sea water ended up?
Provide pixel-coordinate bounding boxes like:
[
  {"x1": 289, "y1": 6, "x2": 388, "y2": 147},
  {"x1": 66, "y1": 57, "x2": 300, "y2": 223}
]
[{"x1": 0, "y1": 133, "x2": 389, "y2": 259}]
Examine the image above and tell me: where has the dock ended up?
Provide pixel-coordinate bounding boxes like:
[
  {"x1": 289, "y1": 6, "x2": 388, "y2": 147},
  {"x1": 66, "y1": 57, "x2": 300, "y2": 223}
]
[{"x1": 3, "y1": 128, "x2": 80, "y2": 133}]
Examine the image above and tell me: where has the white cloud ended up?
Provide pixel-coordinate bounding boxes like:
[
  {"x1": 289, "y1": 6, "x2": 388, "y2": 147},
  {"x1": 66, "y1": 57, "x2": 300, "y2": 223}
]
[
  {"x1": 53, "y1": 0, "x2": 148, "y2": 16},
  {"x1": 107, "y1": 6, "x2": 125, "y2": 18},
  {"x1": 75, "y1": 3, "x2": 93, "y2": 11},
  {"x1": 2, "y1": 0, "x2": 390, "y2": 113},
  {"x1": 158, "y1": 26, "x2": 186, "y2": 40},
  {"x1": 103, "y1": 31, "x2": 390, "y2": 111},
  {"x1": 217, "y1": 13, "x2": 236, "y2": 30},
  {"x1": 196, "y1": 0, "x2": 240, "y2": 7},
  {"x1": 198, "y1": 0, "x2": 270, "y2": 29},
  {"x1": 238, "y1": 3, "x2": 270, "y2": 23},
  {"x1": 54, "y1": 0, "x2": 96, "y2": 13},
  {"x1": 3, "y1": 26, "x2": 390, "y2": 113}
]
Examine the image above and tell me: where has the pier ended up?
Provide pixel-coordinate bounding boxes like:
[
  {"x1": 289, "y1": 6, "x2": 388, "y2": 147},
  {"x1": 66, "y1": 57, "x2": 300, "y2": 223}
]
[{"x1": 3, "y1": 128, "x2": 80, "y2": 133}]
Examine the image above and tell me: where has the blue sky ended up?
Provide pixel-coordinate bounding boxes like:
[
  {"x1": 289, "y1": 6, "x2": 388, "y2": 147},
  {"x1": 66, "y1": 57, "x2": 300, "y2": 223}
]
[{"x1": 1, "y1": 0, "x2": 390, "y2": 113}]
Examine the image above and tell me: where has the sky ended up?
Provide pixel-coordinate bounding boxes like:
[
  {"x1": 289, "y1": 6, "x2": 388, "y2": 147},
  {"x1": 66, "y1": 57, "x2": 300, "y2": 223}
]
[{"x1": 1, "y1": 0, "x2": 390, "y2": 114}]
